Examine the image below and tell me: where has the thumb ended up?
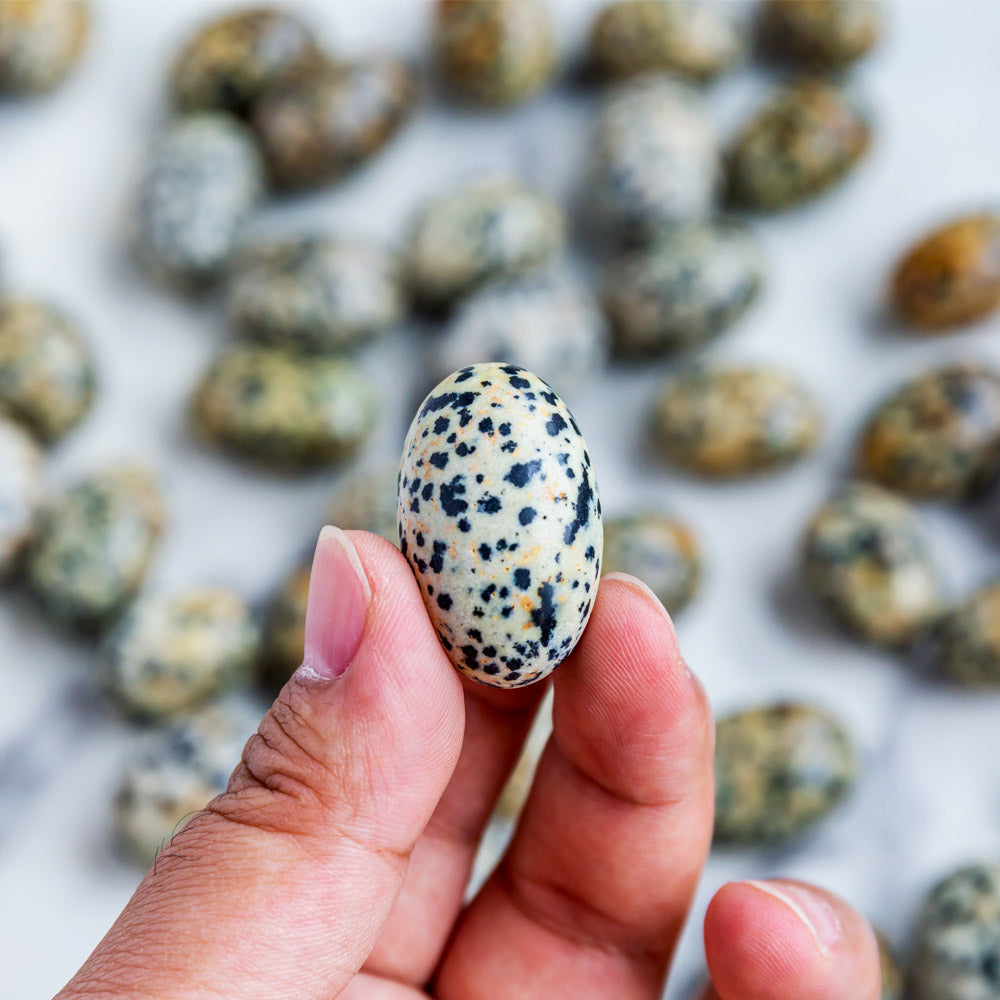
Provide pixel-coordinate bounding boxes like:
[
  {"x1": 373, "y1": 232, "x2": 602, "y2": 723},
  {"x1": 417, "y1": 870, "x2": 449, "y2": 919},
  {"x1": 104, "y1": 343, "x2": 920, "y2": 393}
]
[{"x1": 59, "y1": 527, "x2": 466, "y2": 1000}]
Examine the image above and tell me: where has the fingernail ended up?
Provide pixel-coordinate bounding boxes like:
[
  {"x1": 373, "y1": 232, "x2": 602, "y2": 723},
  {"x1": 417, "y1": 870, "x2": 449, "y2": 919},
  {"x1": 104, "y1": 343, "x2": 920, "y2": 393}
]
[
  {"x1": 746, "y1": 880, "x2": 842, "y2": 956},
  {"x1": 603, "y1": 571, "x2": 677, "y2": 634},
  {"x1": 297, "y1": 526, "x2": 372, "y2": 682}
]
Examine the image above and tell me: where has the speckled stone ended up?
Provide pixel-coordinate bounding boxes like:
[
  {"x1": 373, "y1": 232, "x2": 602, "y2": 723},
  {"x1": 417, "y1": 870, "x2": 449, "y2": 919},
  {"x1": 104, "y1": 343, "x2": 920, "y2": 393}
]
[
  {"x1": 26, "y1": 465, "x2": 165, "y2": 633},
  {"x1": 0, "y1": 298, "x2": 95, "y2": 443},
  {"x1": 938, "y1": 583, "x2": 1000, "y2": 689},
  {"x1": 191, "y1": 344, "x2": 377, "y2": 469},
  {"x1": 602, "y1": 512, "x2": 700, "y2": 615},
  {"x1": 262, "y1": 561, "x2": 309, "y2": 686},
  {"x1": 398, "y1": 363, "x2": 603, "y2": 688},
  {"x1": 437, "y1": 270, "x2": 608, "y2": 388},
  {"x1": 878, "y1": 932, "x2": 904, "y2": 1000},
  {"x1": 227, "y1": 235, "x2": 406, "y2": 353},
  {"x1": 252, "y1": 55, "x2": 416, "y2": 190},
  {"x1": 169, "y1": 7, "x2": 319, "y2": 115},
  {"x1": 0, "y1": 0, "x2": 89, "y2": 95},
  {"x1": 435, "y1": 0, "x2": 556, "y2": 107},
  {"x1": 406, "y1": 176, "x2": 566, "y2": 307},
  {"x1": 604, "y1": 220, "x2": 765, "y2": 357},
  {"x1": 98, "y1": 588, "x2": 261, "y2": 719},
  {"x1": 859, "y1": 365, "x2": 1000, "y2": 499},
  {"x1": 590, "y1": 74, "x2": 721, "y2": 241},
  {"x1": 587, "y1": 1, "x2": 745, "y2": 83},
  {"x1": 727, "y1": 78, "x2": 870, "y2": 211},
  {"x1": 760, "y1": 0, "x2": 881, "y2": 70},
  {"x1": 325, "y1": 464, "x2": 400, "y2": 544},
  {"x1": 802, "y1": 482, "x2": 942, "y2": 645},
  {"x1": 714, "y1": 702, "x2": 856, "y2": 845},
  {"x1": 0, "y1": 417, "x2": 43, "y2": 576},
  {"x1": 891, "y1": 214, "x2": 1000, "y2": 330},
  {"x1": 651, "y1": 367, "x2": 820, "y2": 477},
  {"x1": 910, "y1": 862, "x2": 1000, "y2": 1000},
  {"x1": 113, "y1": 704, "x2": 257, "y2": 865},
  {"x1": 134, "y1": 114, "x2": 264, "y2": 288}
]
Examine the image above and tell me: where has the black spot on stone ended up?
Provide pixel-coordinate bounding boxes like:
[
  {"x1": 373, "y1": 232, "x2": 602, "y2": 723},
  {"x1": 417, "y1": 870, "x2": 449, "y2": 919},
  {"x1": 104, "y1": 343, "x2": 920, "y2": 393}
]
[
  {"x1": 429, "y1": 452, "x2": 448, "y2": 469},
  {"x1": 480, "y1": 583, "x2": 496, "y2": 602},
  {"x1": 455, "y1": 442, "x2": 474, "y2": 457},
  {"x1": 458, "y1": 518, "x2": 471, "y2": 532},
  {"x1": 545, "y1": 413, "x2": 567, "y2": 436},
  {"x1": 585, "y1": 545, "x2": 596, "y2": 561},
  {"x1": 478, "y1": 495, "x2": 502, "y2": 514},
  {"x1": 430, "y1": 541, "x2": 446, "y2": 573},
  {"x1": 505, "y1": 460, "x2": 542, "y2": 487},
  {"x1": 500, "y1": 441, "x2": 516, "y2": 453},
  {"x1": 478, "y1": 543, "x2": 492, "y2": 560},
  {"x1": 422, "y1": 483, "x2": 433, "y2": 501},
  {"x1": 468, "y1": 629, "x2": 483, "y2": 643},
  {"x1": 436, "y1": 593, "x2": 452, "y2": 610},
  {"x1": 478, "y1": 417, "x2": 494, "y2": 434},
  {"x1": 518, "y1": 506, "x2": 536, "y2": 526},
  {"x1": 531, "y1": 582, "x2": 557, "y2": 646},
  {"x1": 433, "y1": 416, "x2": 450, "y2": 434},
  {"x1": 483, "y1": 663, "x2": 500, "y2": 675},
  {"x1": 440, "y1": 476, "x2": 468, "y2": 517},
  {"x1": 483, "y1": 645, "x2": 497, "y2": 658},
  {"x1": 514, "y1": 568, "x2": 531, "y2": 590},
  {"x1": 563, "y1": 468, "x2": 594, "y2": 546},
  {"x1": 447, "y1": 433, "x2": 457, "y2": 443},
  {"x1": 498, "y1": 422, "x2": 511, "y2": 436},
  {"x1": 415, "y1": 531, "x2": 425, "y2": 547}
]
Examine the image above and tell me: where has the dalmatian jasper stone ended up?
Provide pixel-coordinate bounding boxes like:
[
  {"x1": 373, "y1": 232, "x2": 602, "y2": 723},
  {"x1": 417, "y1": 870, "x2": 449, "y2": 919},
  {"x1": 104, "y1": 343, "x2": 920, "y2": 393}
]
[
  {"x1": 604, "y1": 219, "x2": 765, "y2": 357},
  {"x1": 190, "y1": 344, "x2": 377, "y2": 469},
  {"x1": 602, "y1": 512, "x2": 700, "y2": 615},
  {"x1": 406, "y1": 175, "x2": 566, "y2": 307},
  {"x1": 0, "y1": 417, "x2": 43, "y2": 576},
  {"x1": 113, "y1": 702, "x2": 258, "y2": 865},
  {"x1": 227, "y1": 235, "x2": 406, "y2": 353},
  {"x1": 262, "y1": 561, "x2": 310, "y2": 686},
  {"x1": 859, "y1": 365, "x2": 1000, "y2": 500},
  {"x1": 398, "y1": 362, "x2": 603, "y2": 688},
  {"x1": 714, "y1": 702, "x2": 857, "y2": 845},
  {"x1": 938, "y1": 582, "x2": 1000, "y2": 689},
  {"x1": 169, "y1": 7, "x2": 320, "y2": 115},
  {"x1": 98, "y1": 587, "x2": 261, "y2": 719},
  {"x1": 587, "y1": 0, "x2": 745, "y2": 83},
  {"x1": 325, "y1": 464, "x2": 400, "y2": 545},
  {"x1": 0, "y1": 0, "x2": 89, "y2": 95},
  {"x1": 759, "y1": 0, "x2": 881, "y2": 70},
  {"x1": 434, "y1": 0, "x2": 556, "y2": 107},
  {"x1": 0, "y1": 297, "x2": 95, "y2": 443},
  {"x1": 910, "y1": 862, "x2": 1000, "y2": 1000},
  {"x1": 134, "y1": 113, "x2": 264, "y2": 288},
  {"x1": 802, "y1": 483, "x2": 942, "y2": 645},
  {"x1": 26, "y1": 464, "x2": 165, "y2": 633},
  {"x1": 436, "y1": 270, "x2": 608, "y2": 388},
  {"x1": 589, "y1": 74, "x2": 721, "y2": 242}
]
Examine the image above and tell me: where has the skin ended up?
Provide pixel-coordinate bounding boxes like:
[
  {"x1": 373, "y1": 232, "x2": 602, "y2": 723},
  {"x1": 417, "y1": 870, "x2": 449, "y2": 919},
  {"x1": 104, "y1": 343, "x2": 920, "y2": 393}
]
[{"x1": 57, "y1": 529, "x2": 881, "y2": 1000}]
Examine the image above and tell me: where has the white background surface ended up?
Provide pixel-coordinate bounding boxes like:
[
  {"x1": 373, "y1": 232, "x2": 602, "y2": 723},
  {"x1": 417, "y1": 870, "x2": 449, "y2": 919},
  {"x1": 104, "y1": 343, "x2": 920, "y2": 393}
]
[{"x1": 3, "y1": 1, "x2": 1000, "y2": 997}]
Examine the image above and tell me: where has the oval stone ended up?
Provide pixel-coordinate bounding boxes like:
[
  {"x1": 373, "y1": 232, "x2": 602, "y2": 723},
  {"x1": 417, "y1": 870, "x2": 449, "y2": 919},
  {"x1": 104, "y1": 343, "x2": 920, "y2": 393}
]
[
  {"x1": 604, "y1": 220, "x2": 765, "y2": 357},
  {"x1": 0, "y1": 0, "x2": 89, "y2": 95},
  {"x1": 727, "y1": 78, "x2": 870, "y2": 211},
  {"x1": 98, "y1": 587, "x2": 261, "y2": 719},
  {"x1": 398, "y1": 363, "x2": 603, "y2": 688},
  {"x1": 26, "y1": 464, "x2": 165, "y2": 632},
  {"x1": 0, "y1": 297, "x2": 95, "y2": 443},
  {"x1": 405, "y1": 175, "x2": 566, "y2": 307},
  {"x1": 190, "y1": 345, "x2": 377, "y2": 468},
  {"x1": 759, "y1": 0, "x2": 881, "y2": 69},
  {"x1": 802, "y1": 482, "x2": 942, "y2": 644},
  {"x1": 859, "y1": 365, "x2": 1000, "y2": 499},
  {"x1": 651, "y1": 367, "x2": 820, "y2": 477},
  {"x1": 892, "y1": 214, "x2": 1000, "y2": 329},
  {"x1": 227, "y1": 235, "x2": 406, "y2": 353},
  {"x1": 714, "y1": 702, "x2": 857, "y2": 845}
]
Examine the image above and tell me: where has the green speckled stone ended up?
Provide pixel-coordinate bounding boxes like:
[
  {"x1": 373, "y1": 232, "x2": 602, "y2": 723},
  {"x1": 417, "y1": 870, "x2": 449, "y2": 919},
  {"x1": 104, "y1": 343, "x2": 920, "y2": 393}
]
[
  {"x1": 0, "y1": 417, "x2": 43, "y2": 576},
  {"x1": 169, "y1": 7, "x2": 319, "y2": 115},
  {"x1": 252, "y1": 56, "x2": 416, "y2": 190},
  {"x1": 760, "y1": 0, "x2": 881, "y2": 70},
  {"x1": 604, "y1": 220, "x2": 764, "y2": 357},
  {"x1": 227, "y1": 235, "x2": 405, "y2": 353},
  {"x1": 587, "y1": 1, "x2": 745, "y2": 83},
  {"x1": 859, "y1": 365, "x2": 1000, "y2": 499},
  {"x1": 910, "y1": 863, "x2": 1000, "y2": 1000},
  {"x1": 113, "y1": 704, "x2": 258, "y2": 866},
  {"x1": 435, "y1": 0, "x2": 556, "y2": 107},
  {"x1": 262, "y1": 561, "x2": 310, "y2": 685},
  {"x1": 938, "y1": 583, "x2": 1000, "y2": 689},
  {"x1": 0, "y1": 298, "x2": 95, "y2": 443},
  {"x1": 325, "y1": 464, "x2": 400, "y2": 544},
  {"x1": 714, "y1": 702, "x2": 856, "y2": 845},
  {"x1": 134, "y1": 114, "x2": 264, "y2": 288},
  {"x1": 802, "y1": 482, "x2": 941, "y2": 645},
  {"x1": 99, "y1": 588, "x2": 261, "y2": 719},
  {"x1": 591, "y1": 74, "x2": 720, "y2": 241},
  {"x1": 0, "y1": 0, "x2": 89, "y2": 95},
  {"x1": 602, "y1": 512, "x2": 700, "y2": 615},
  {"x1": 406, "y1": 176, "x2": 565, "y2": 306},
  {"x1": 651, "y1": 367, "x2": 820, "y2": 477},
  {"x1": 191, "y1": 344, "x2": 377, "y2": 469},
  {"x1": 727, "y1": 78, "x2": 870, "y2": 211},
  {"x1": 26, "y1": 465, "x2": 165, "y2": 633}
]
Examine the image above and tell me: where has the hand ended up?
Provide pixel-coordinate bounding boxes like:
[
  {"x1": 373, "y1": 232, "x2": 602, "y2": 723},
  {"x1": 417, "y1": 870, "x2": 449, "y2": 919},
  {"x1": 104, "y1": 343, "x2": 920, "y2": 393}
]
[{"x1": 58, "y1": 527, "x2": 882, "y2": 1000}]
